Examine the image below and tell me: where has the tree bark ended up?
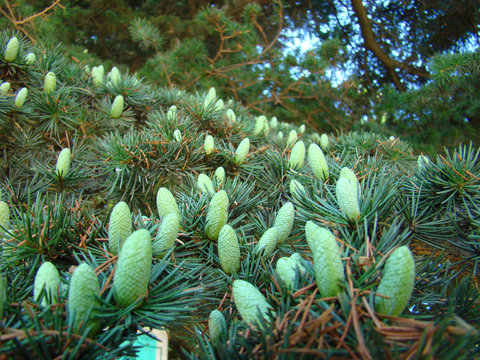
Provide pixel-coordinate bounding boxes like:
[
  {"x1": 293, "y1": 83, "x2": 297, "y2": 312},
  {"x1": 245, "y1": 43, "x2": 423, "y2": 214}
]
[{"x1": 350, "y1": 0, "x2": 430, "y2": 91}]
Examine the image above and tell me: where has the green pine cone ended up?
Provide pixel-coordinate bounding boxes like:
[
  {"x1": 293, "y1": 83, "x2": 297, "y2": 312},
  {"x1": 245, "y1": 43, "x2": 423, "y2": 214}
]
[
  {"x1": 336, "y1": 176, "x2": 360, "y2": 221},
  {"x1": 156, "y1": 187, "x2": 180, "y2": 219},
  {"x1": 114, "y1": 229, "x2": 153, "y2": 307},
  {"x1": 110, "y1": 95, "x2": 124, "y2": 118},
  {"x1": 289, "y1": 140, "x2": 305, "y2": 169},
  {"x1": 15, "y1": 87, "x2": 27, "y2": 108},
  {"x1": 152, "y1": 212, "x2": 180, "y2": 256},
  {"x1": 4, "y1": 36, "x2": 19, "y2": 62},
  {"x1": 108, "y1": 66, "x2": 121, "y2": 85},
  {"x1": 273, "y1": 202, "x2": 294, "y2": 244},
  {"x1": 0, "y1": 82, "x2": 10, "y2": 95},
  {"x1": 68, "y1": 263, "x2": 101, "y2": 335},
  {"x1": 205, "y1": 190, "x2": 229, "y2": 241},
  {"x1": 254, "y1": 115, "x2": 266, "y2": 135},
  {"x1": 290, "y1": 179, "x2": 306, "y2": 198},
  {"x1": 217, "y1": 224, "x2": 240, "y2": 275},
  {"x1": 234, "y1": 138, "x2": 250, "y2": 165},
  {"x1": 232, "y1": 279, "x2": 272, "y2": 327},
  {"x1": 308, "y1": 143, "x2": 329, "y2": 181},
  {"x1": 214, "y1": 166, "x2": 225, "y2": 186},
  {"x1": 0, "y1": 200, "x2": 9, "y2": 236},
  {"x1": 339, "y1": 167, "x2": 361, "y2": 197},
  {"x1": 204, "y1": 135, "x2": 215, "y2": 155},
  {"x1": 92, "y1": 65, "x2": 104, "y2": 85},
  {"x1": 209, "y1": 309, "x2": 227, "y2": 343},
  {"x1": 255, "y1": 227, "x2": 278, "y2": 257},
  {"x1": 276, "y1": 253, "x2": 306, "y2": 290},
  {"x1": 25, "y1": 52, "x2": 36, "y2": 65},
  {"x1": 55, "y1": 148, "x2": 71, "y2": 179},
  {"x1": 34, "y1": 262, "x2": 60, "y2": 306},
  {"x1": 286, "y1": 129, "x2": 297, "y2": 147},
  {"x1": 226, "y1": 108, "x2": 236, "y2": 122},
  {"x1": 375, "y1": 246, "x2": 415, "y2": 316},
  {"x1": 108, "y1": 201, "x2": 132, "y2": 255},
  {"x1": 204, "y1": 87, "x2": 216, "y2": 109},
  {"x1": 305, "y1": 221, "x2": 345, "y2": 298},
  {"x1": 320, "y1": 133, "x2": 329, "y2": 150},
  {"x1": 198, "y1": 173, "x2": 215, "y2": 194},
  {"x1": 44, "y1": 72, "x2": 56, "y2": 94}
]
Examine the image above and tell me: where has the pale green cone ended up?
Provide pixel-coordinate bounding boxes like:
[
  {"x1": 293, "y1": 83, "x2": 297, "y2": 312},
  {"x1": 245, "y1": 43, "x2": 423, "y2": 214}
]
[
  {"x1": 375, "y1": 246, "x2": 415, "y2": 316},
  {"x1": 214, "y1": 99, "x2": 224, "y2": 111},
  {"x1": 298, "y1": 124, "x2": 305, "y2": 134},
  {"x1": 214, "y1": 167, "x2": 225, "y2": 186},
  {"x1": 111, "y1": 95, "x2": 124, "y2": 118},
  {"x1": 305, "y1": 221, "x2": 345, "y2": 298},
  {"x1": 286, "y1": 130, "x2": 297, "y2": 147},
  {"x1": 55, "y1": 148, "x2": 71, "y2": 179},
  {"x1": 276, "y1": 255, "x2": 305, "y2": 290},
  {"x1": 273, "y1": 202, "x2": 294, "y2": 244},
  {"x1": 173, "y1": 129, "x2": 182, "y2": 142},
  {"x1": 289, "y1": 140, "x2": 305, "y2": 170},
  {"x1": 0, "y1": 201, "x2": 9, "y2": 237},
  {"x1": 0, "y1": 82, "x2": 10, "y2": 95},
  {"x1": 114, "y1": 229, "x2": 153, "y2": 307},
  {"x1": 204, "y1": 87, "x2": 216, "y2": 109},
  {"x1": 255, "y1": 227, "x2": 278, "y2": 257},
  {"x1": 254, "y1": 115, "x2": 266, "y2": 135},
  {"x1": 156, "y1": 187, "x2": 180, "y2": 219},
  {"x1": 34, "y1": 262, "x2": 60, "y2": 306},
  {"x1": 4, "y1": 36, "x2": 19, "y2": 62},
  {"x1": 277, "y1": 131, "x2": 283, "y2": 142},
  {"x1": 225, "y1": 108, "x2": 236, "y2": 122},
  {"x1": 167, "y1": 105, "x2": 177, "y2": 121},
  {"x1": 270, "y1": 116, "x2": 278, "y2": 129},
  {"x1": 320, "y1": 133, "x2": 329, "y2": 150},
  {"x1": 108, "y1": 66, "x2": 121, "y2": 85},
  {"x1": 152, "y1": 212, "x2": 180, "y2": 256},
  {"x1": 25, "y1": 52, "x2": 36, "y2": 65},
  {"x1": 336, "y1": 176, "x2": 360, "y2": 221},
  {"x1": 209, "y1": 310, "x2": 227, "y2": 343},
  {"x1": 308, "y1": 143, "x2": 329, "y2": 181},
  {"x1": 68, "y1": 263, "x2": 101, "y2": 335},
  {"x1": 15, "y1": 87, "x2": 27, "y2": 108},
  {"x1": 205, "y1": 190, "x2": 229, "y2": 241},
  {"x1": 232, "y1": 279, "x2": 272, "y2": 327},
  {"x1": 339, "y1": 167, "x2": 361, "y2": 197},
  {"x1": 217, "y1": 224, "x2": 240, "y2": 274},
  {"x1": 108, "y1": 201, "x2": 132, "y2": 255},
  {"x1": 234, "y1": 138, "x2": 250, "y2": 165},
  {"x1": 198, "y1": 173, "x2": 215, "y2": 194},
  {"x1": 92, "y1": 65, "x2": 104, "y2": 85},
  {"x1": 44, "y1": 72, "x2": 56, "y2": 94},
  {"x1": 204, "y1": 135, "x2": 215, "y2": 156},
  {"x1": 290, "y1": 179, "x2": 306, "y2": 198}
]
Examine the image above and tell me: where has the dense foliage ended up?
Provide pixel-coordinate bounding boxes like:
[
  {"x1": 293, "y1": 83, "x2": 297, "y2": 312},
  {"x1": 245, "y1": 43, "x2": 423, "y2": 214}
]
[
  {"x1": 1, "y1": 0, "x2": 479, "y2": 152},
  {"x1": 0, "y1": 32, "x2": 479, "y2": 359}
]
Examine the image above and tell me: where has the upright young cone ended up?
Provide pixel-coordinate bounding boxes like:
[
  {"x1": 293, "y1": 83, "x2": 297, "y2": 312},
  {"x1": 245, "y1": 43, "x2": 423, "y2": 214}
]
[
  {"x1": 254, "y1": 115, "x2": 266, "y2": 135},
  {"x1": 225, "y1": 108, "x2": 236, "y2": 122},
  {"x1": 308, "y1": 143, "x2": 329, "y2": 181},
  {"x1": 234, "y1": 138, "x2": 250, "y2": 165},
  {"x1": 0, "y1": 82, "x2": 10, "y2": 95},
  {"x1": 3, "y1": 36, "x2": 19, "y2": 62},
  {"x1": 113, "y1": 229, "x2": 153, "y2": 307},
  {"x1": 14, "y1": 87, "x2": 27, "y2": 108},
  {"x1": 156, "y1": 187, "x2": 179, "y2": 219},
  {"x1": 204, "y1": 87, "x2": 216, "y2": 109},
  {"x1": 24, "y1": 52, "x2": 36, "y2": 64},
  {"x1": 111, "y1": 95, "x2": 124, "y2": 118},
  {"x1": 214, "y1": 167, "x2": 225, "y2": 186},
  {"x1": 204, "y1": 135, "x2": 215, "y2": 155},
  {"x1": 205, "y1": 190, "x2": 229, "y2": 241},
  {"x1": 289, "y1": 140, "x2": 305, "y2": 169},
  {"x1": 276, "y1": 253, "x2": 305, "y2": 290},
  {"x1": 152, "y1": 212, "x2": 180, "y2": 256},
  {"x1": 55, "y1": 148, "x2": 71, "y2": 179},
  {"x1": 108, "y1": 66, "x2": 121, "y2": 85},
  {"x1": 336, "y1": 176, "x2": 360, "y2": 221},
  {"x1": 305, "y1": 221, "x2": 345, "y2": 298},
  {"x1": 34, "y1": 262, "x2": 60, "y2": 306},
  {"x1": 217, "y1": 224, "x2": 240, "y2": 274},
  {"x1": 273, "y1": 202, "x2": 294, "y2": 244},
  {"x1": 167, "y1": 105, "x2": 177, "y2": 121},
  {"x1": 255, "y1": 227, "x2": 278, "y2": 257},
  {"x1": 198, "y1": 173, "x2": 215, "y2": 194},
  {"x1": 320, "y1": 133, "x2": 329, "y2": 150},
  {"x1": 375, "y1": 246, "x2": 415, "y2": 316},
  {"x1": 233, "y1": 280, "x2": 272, "y2": 327},
  {"x1": 209, "y1": 310, "x2": 227, "y2": 343},
  {"x1": 44, "y1": 72, "x2": 56, "y2": 94},
  {"x1": 68, "y1": 263, "x2": 101, "y2": 334},
  {"x1": 108, "y1": 201, "x2": 132, "y2": 255},
  {"x1": 339, "y1": 167, "x2": 361, "y2": 197},
  {"x1": 92, "y1": 65, "x2": 104, "y2": 85},
  {"x1": 286, "y1": 130, "x2": 297, "y2": 147}
]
